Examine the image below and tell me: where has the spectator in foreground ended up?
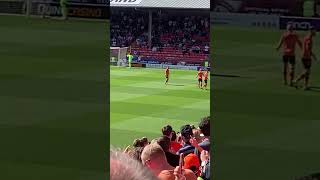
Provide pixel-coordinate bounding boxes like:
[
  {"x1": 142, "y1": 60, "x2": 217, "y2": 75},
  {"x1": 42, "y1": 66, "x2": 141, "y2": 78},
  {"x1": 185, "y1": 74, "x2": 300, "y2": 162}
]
[
  {"x1": 133, "y1": 139, "x2": 144, "y2": 147},
  {"x1": 183, "y1": 153, "x2": 201, "y2": 176},
  {"x1": 199, "y1": 150, "x2": 210, "y2": 180},
  {"x1": 198, "y1": 116, "x2": 210, "y2": 151},
  {"x1": 156, "y1": 135, "x2": 179, "y2": 167},
  {"x1": 127, "y1": 146, "x2": 144, "y2": 163},
  {"x1": 141, "y1": 143, "x2": 197, "y2": 180},
  {"x1": 170, "y1": 130, "x2": 182, "y2": 154},
  {"x1": 141, "y1": 137, "x2": 149, "y2": 146},
  {"x1": 110, "y1": 148, "x2": 157, "y2": 180},
  {"x1": 176, "y1": 125, "x2": 195, "y2": 156},
  {"x1": 162, "y1": 125, "x2": 173, "y2": 139}
]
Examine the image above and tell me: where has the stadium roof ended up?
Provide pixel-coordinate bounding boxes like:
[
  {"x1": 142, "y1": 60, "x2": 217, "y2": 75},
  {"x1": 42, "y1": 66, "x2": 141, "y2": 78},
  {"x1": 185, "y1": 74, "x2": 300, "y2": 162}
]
[{"x1": 110, "y1": 0, "x2": 210, "y2": 9}]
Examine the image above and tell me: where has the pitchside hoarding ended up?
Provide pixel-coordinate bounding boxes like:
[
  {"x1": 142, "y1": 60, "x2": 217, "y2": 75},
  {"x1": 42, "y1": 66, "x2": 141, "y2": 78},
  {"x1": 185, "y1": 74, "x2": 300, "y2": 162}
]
[
  {"x1": 213, "y1": 0, "x2": 304, "y2": 16},
  {"x1": 31, "y1": 0, "x2": 108, "y2": 19},
  {"x1": 211, "y1": 12, "x2": 279, "y2": 29},
  {"x1": 280, "y1": 16, "x2": 320, "y2": 31},
  {"x1": 110, "y1": 0, "x2": 142, "y2": 5}
]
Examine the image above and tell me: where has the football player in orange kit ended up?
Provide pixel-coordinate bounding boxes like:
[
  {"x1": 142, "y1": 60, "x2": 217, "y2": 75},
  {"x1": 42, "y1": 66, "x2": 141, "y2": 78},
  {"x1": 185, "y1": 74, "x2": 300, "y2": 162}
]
[
  {"x1": 276, "y1": 24, "x2": 302, "y2": 86},
  {"x1": 293, "y1": 27, "x2": 317, "y2": 90}
]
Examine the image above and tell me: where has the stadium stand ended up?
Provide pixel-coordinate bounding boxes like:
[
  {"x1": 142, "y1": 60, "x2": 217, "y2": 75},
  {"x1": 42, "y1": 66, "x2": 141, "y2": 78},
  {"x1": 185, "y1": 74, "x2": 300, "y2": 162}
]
[{"x1": 110, "y1": 1, "x2": 210, "y2": 66}]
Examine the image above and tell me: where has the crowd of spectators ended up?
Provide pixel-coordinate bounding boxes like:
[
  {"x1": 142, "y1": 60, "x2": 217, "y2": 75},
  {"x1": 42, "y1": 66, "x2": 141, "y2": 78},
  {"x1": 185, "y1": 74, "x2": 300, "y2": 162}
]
[
  {"x1": 110, "y1": 116, "x2": 211, "y2": 180},
  {"x1": 110, "y1": 9, "x2": 210, "y2": 59},
  {"x1": 110, "y1": 9, "x2": 148, "y2": 48}
]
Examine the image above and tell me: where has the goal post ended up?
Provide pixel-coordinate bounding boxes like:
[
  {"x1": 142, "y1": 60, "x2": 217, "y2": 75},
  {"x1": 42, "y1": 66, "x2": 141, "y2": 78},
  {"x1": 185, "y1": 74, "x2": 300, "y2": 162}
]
[{"x1": 110, "y1": 47, "x2": 129, "y2": 67}]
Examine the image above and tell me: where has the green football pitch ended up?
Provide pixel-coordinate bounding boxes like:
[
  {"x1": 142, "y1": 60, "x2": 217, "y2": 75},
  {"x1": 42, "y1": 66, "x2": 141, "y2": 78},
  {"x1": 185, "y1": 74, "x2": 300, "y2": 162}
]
[
  {"x1": 213, "y1": 26, "x2": 320, "y2": 180},
  {"x1": 0, "y1": 16, "x2": 107, "y2": 179},
  {"x1": 110, "y1": 67, "x2": 210, "y2": 148}
]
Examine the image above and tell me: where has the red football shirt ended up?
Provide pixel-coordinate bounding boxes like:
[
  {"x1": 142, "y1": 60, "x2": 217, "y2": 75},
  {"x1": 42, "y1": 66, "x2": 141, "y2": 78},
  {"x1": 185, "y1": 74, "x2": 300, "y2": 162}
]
[
  {"x1": 281, "y1": 32, "x2": 300, "y2": 56},
  {"x1": 165, "y1": 69, "x2": 170, "y2": 76},
  {"x1": 170, "y1": 141, "x2": 182, "y2": 154},
  {"x1": 303, "y1": 36, "x2": 313, "y2": 59},
  {"x1": 204, "y1": 72, "x2": 208, "y2": 80},
  {"x1": 197, "y1": 71, "x2": 203, "y2": 79}
]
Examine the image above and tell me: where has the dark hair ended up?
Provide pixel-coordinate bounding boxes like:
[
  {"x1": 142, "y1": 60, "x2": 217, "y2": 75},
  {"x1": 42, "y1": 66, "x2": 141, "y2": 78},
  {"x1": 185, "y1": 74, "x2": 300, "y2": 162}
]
[
  {"x1": 171, "y1": 130, "x2": 177, "y2": 141},
  {"x1": 162, "y1": 125, "x2": 173, "y2": 136},
  {"x1": 127, "y1": 147, "x2": 144, "y2": 163},
  {"x1": 180, "y1": 125, "x2": 193, "y2": 142},
  {"x1": 141, "y1": 137, "x2": 148, "y2": 144},
  {"x1": 199, "y1": 116, "x2": 210, "y2": 136},
  {"x1": 157, "y1": 136, "x2": 170, "y2": 152},
  {"x1": 133, "y1": 139, "x2": 144, "y2": 147}
]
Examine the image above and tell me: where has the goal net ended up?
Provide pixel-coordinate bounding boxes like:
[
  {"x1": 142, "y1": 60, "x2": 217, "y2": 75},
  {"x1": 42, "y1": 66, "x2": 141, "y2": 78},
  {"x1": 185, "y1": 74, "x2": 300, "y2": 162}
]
[{"x1": 110, "y1": 47, "x2": 128, "y2": 67}]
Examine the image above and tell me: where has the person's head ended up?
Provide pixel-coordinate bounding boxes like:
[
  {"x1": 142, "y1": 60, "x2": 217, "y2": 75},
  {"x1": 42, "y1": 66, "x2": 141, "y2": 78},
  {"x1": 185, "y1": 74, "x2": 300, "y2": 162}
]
[
  {"x1": 192, "y1": 129, "x2": 203, "y2": 143},
  {"x1": 171, "y1": 130, "x2": 177, "y2": 141},
  {"x1": 141, "y1": 143, "x2": 168, "y2": 174},
  {"x1": 199, "y1": 116, "x2": 210, "y2": 137},
  {"x1": 150, "y1": 138, "x2": 158, "y2": 144},
  {"x1": 141, "y1": 137, "x2": 149, "y2": 146},
  {"x1": 127, "y1": 146, "x2": 145, "y2": 163},
  {"x1": 156, "y1": 136, "x2": 171, "y2": 152},
  {"x1": 110, "y1": 148, "x2": 157, "y2": 180},
  {"x1": 161, "y1": 125, "x2": 173, "y2": 138},
  {"x1": 176, "y1": 132, "x2": 182, "y2": 144},
  {"x1": 180, "y1": 125, "x2": 193, "y2": 144},
  {"x1": 183, "y1": 153, "x2": 200, "y2": 176},
  {"x1": 287, "y1": 24, "x2": 294, "y2": 32},
  {"x1": 133, "y1": 139, "x2": 143, "y2": 147}
]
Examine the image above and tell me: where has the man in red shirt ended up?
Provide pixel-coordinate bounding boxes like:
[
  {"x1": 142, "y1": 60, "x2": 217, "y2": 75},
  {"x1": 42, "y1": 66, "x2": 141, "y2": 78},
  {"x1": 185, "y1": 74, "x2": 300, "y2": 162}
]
[
  {"x1": 294, "y1": 27, "x2": 317, "y2": 90},
  {"x1": 165, "y1": 67, "x2": 170, "y2": 85},
  {"x1": 203, "y1": 70, "x2": 209, "y2": 90},
  {"x1": 276, "y1": 24, "x2": 302, "y2": 86},
  {"x1": 197, "y1": 69, "x2": 203, "y2": 89}
]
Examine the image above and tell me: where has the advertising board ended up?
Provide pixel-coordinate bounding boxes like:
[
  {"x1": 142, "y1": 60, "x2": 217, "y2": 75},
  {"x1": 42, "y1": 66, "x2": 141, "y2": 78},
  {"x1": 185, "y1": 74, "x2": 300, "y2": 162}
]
[
  {"x1": 211, "y1": 12, "x2": 279, "y2": 28},
  {"x1": 280, "y1": 16, "x2": 320, "y2": 31}
]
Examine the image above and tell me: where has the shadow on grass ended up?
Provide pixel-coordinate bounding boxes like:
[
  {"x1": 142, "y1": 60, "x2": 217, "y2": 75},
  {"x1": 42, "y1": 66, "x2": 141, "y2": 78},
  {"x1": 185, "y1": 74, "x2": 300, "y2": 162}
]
[
  {"x1": 212, "y1": 73, "x2": 251, "y2": 78},
  {"x1": 167, "y1": 84, "x2": 185, "y2": 86}
]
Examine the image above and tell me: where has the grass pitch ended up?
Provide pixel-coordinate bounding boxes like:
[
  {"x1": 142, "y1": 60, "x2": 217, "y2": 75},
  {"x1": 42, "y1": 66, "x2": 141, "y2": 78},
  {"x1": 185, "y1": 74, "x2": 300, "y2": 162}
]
[
  {"x1": 110, "y1": 67, "x2": 210, "y2": 148},
  {"x1": 213, "y1": 26, "x2": 320, "y2": 180},
  {"x1": 0, "y1": 15, "x2": 107, "y2": 179}
]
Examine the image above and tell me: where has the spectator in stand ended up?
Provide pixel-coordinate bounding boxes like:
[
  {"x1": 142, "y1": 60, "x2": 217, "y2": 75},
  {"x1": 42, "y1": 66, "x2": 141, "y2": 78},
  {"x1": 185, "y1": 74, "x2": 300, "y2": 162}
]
[
  {"x1": 170, "y1": 130, "x2": 182, "y2": 154},
  {"x1": 156, "y1": 135, "x2": 179, "y2": 167},
  {"x1": 162, "y1": 125, "x2": 173, "y2": 139},
  {"x1": 198, "y1": 116, "x2": 210, "y2": 151},
  {"x1": 199, "y1": 150, "x2": 210, "y2": 180},
  {"x1": 133, "y1": 139, "x2": 144, "y2": 148},
  {"x1": 192, "y1": 128, "x2": 203, "y2": 144},
  {"x1": 110, "y1": 148, "x2": 157, "y2": 180},
  {"x1": 183, "y1": 153, "x2": 201, "y2": 176},
  {"x1": 176, "y1": 125, "x2": 195, "y2": 156},
  {"x1": 162, "y1": 125, "x2": 182, "y2": 154},
  {"x1": 127, "y1": 146, "x2": 145, "y2": 163},
  {"x1": 141, "y1": 143, "x2": 197, "y2": 180},
  {"x1": 141, "y1": 137, "x2": 149, "y2": 146},
  {"x1": 204, "y1": 44, "x2": 209, "y2": 54}
]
